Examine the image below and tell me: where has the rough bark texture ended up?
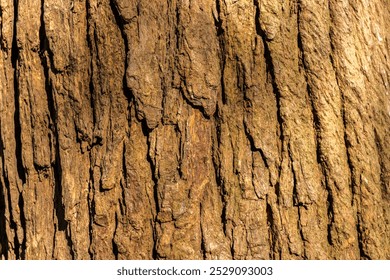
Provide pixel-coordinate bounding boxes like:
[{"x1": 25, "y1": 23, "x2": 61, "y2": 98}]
[{"x1": 0, "y1": 0, "x2": 389, "y2": 259}]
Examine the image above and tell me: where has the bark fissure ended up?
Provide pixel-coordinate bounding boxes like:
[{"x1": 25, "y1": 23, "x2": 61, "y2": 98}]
[
  {"x1": 265, "y1": 198, "x2": 275, "y2": 259},
  {"x1": 144, "y1": 129, "x2": 159, "y2": 260},
  {"x1": 6, "y1": 176, "x2": 21, "y2": 259},
  {"x1": 109, "y1": 0, "x2": 131, "y2": 101},
  {"x1": 258, "y1": 30, "x2": 284, "y2": 152},
  {"x1": 0, "y1": 145, "x2": 9, "y2": 258},
  {"x1": 8, "y1": 0, "x2": 26, "y2": 260},
  {"x1": 374, "y1": 129, "x2": 389, "y2": 202},
  {"x1": 16, "y1": 194, "x2": 26, "y2": 259},
  {"x1": 356, "y1": 214, "x2": 371, "y2": 260},
  {"x1": 11, "y1": 0, "x2": 25, "y2": 185},
  {"x1": 112, "y1": 212, "x2": 119, "y2": 260},
  {"x1": 87, "y1": 166, "x2": 94, "y2": 259}
]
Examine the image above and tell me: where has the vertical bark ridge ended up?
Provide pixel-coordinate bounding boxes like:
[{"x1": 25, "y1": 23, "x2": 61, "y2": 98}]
[
  {"x1": 298, "y1": 0, "x2": 359, "y2": 259},
  {"x1": 328, "y1": 0, "x2": 390, "y2": 259}
]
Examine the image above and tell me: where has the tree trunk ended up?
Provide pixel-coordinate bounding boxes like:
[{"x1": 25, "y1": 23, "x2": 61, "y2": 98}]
[{"x1": 0, "y1": 0, "x2": 389, "y2": 260}]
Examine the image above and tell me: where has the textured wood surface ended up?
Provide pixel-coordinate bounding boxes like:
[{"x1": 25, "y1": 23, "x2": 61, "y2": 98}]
[{"x1": 0, "y1": 0, "x2": 389, "y2": 259}]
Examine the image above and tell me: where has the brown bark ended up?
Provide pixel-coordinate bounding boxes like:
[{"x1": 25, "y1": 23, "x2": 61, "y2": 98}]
[{"x1": 0, "y1": 0, "x2": 389, "y2": 259}]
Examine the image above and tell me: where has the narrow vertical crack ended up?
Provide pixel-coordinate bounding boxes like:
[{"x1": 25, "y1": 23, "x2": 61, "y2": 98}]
[
  {"x1": 289, "y1": 141, "x2": 307, "y2": 258},
  {"x1": 5, "y1": 176, "x2": 21, "y2": 259},
  {"x1": 86, "y1": 0, "x2": 97, "y2": 131},
  {"x1": 214, "y1": 0, "x2": 223, "y2": 36},
  {"x1": 112, "y1": 212, "x2": 119, "y2": 260},
  {"x1": 325, "y1": 182, "x2": 334, "y2": 246},
  {"x1": 230, "y1": 228, "x2": 235, "y2": 259},
  {"x1": 109, "y1": 0, "x2": 132, "y2": 101},
  {"x1": 373, "y1": 129, "x2": 390, "y2": 235},
  {"x1": 356, "y1": 215, "x2": 371, "y2": 260},
  {"x1": 88, "y1": 187, "x2": 96, "y2": 260},
  {"x1": 66, "y1": 227, "x2": 75, "y2": 259},
  {"x1": 0, "y1": 135, "x2": 9, "y2": 258},
  {"x1": 85, "y1": 1, "x2": 95, "y2": 259},
  {"x1": 0, "y1": 7, "x2": 4, "y2": 51},
  {"x1": 296, "y1": 204, "x2": 307, "y2": 259},
  {"x1": 87, "y1": 164, "x2": 94, "y2": 259},
  {"x1": 120, "y1": 145, "x2": 128, "y2": 215},
  {"x1": 265, "y1": 196, "x2": 275, "y2": 259},
  {"x1": 199, "y1": 203, "x2": 207, "y2": 259},
  {"x1": 17, "y1": 193, "x2": 26, "y2": 259},
  {"x1": 211, "y1": 120, "x2": 228, "y2": 241},
  {"x1": 214, "y1": 0, "x2": 226, "y2": 105},
  {"x1": 140, "y1": 121, "x2": 160, "y2": 260},
  {"x1": 253, "y1": 0, "x2": 285, "y2": 153},
  {"x1": 10, "y1": 0, "x2": 27, "y2": 259},
  {"x1": 11, "y1": 0, "x2": 26, "y2": 185}
]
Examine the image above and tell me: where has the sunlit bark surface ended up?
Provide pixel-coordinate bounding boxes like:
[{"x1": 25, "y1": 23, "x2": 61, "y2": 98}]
[{"x1": 0, "y1": 0, "x2": 389, "y2": 259}]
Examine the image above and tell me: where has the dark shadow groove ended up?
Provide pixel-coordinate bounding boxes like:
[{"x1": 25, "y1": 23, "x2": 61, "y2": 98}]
[
  {"x1": 253, "y1": 0, "x2": 285, "y2": 149},
  {"x1": 112, "y1": 212, "x2": 119, "y2": 260},
  {"x1": 17, "y1": 194, "x2": 26, "y2": 259},
  {"x1": 266, "y1": 197, "x2": 275, "y2": 259},
  {"x1": 109, "y1": 0, "x2": 132, "y2": 102},
  {"x1": 66, "y1": 227, "x2": 75, "y2": 259},
  {"x1": 199, "y1": 203, "x2": 207, "y2": 259},
  {"x1": 7, "y1": 178, "x2": 21, "y2": 259},
  {"x1": 214, "y1": 0, "x2": 226, "y2": 111},
  {"x1": 210, "y1": 118, "x2": 229, "y2": 241},
  {"x1": 139, "y1": 120, "x2": 159, "y2": 260},
  {"x1": 0, "y1": 135, "x2": 9, "y2": 258},
  {"x1": 326, "y1": 185, "x2": 334, "y2": 246},
  {"x1": 11, "y1": 0, "x2": 26, "y2": 185},
  {"x1": 373, "y1": 129, "x2": 389, "y2": 201},
  {"x1": 87, "y1": 165, "x2": 94, "y2": 259},
  {"x1": 356, "y1": 217, "x2": 371, "y2": 260},
  {"x1": 10, "y1": 0, "x2": 26, "y2": 259}
]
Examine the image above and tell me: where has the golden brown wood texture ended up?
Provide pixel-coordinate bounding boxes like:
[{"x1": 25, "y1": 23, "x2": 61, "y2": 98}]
[{"x1": 0, "y1": 0, "x2": 389, "y2": 259}]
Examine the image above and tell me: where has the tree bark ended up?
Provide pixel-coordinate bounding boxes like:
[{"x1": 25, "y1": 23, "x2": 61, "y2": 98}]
[{"x1": 0, "y1": 0, "x2": 389, "y2": 259}]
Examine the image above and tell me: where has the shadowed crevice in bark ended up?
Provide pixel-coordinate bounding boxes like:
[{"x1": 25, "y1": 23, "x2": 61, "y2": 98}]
[
  {"x1": 199, "y1": 203, "x2": 207, "y2": 259},
  {"x1": 141, "y1": 121, "x2": 159, "y2": 260},
  {"x1": 109, "y1": 0, "x2": 132, "y2": 102},
  {"x1": 87, "y1": 165, "x2": 94, "y2": 259},
  {"x1": 0, "y1": 144, "x2": 8, "y2": 258},
  {"x1": 7, "y1": 178, "x2": 21, "y2": 259},
  {"x1": 296, "y1": 205, "x2": 307, "y2": 259},
  {"x1": 266, "y1": 199, "x2": 276, "y2": 259},
  {"x1": 356, "y1": 213, "x2": 372, "y2": 260},
  {"x1": 326, "y1": 186, "x2": 335, "y2": 246},
  {"x1": 254, "y1": 2, "x2": 284, "y2": 151},
  {"x1": 17, "y1": 193, "x2": 26, "y2": 259},
  {"x1": 214, "y1": 0, "x2": 226, "y2": 105},
  {"x1": 8, "y1": 0, "x2": 26, "y2": 259},
  {"x1": 11, "y1": 0, "x2": 26, "y2": 185},
  {"x1": 112, "y1": 212, "x2": 119, "y2": 260},
  {"x1": 213, "y1": 5, "x2": 227, "y2": 106},
  {"x1": 66, "y1": 227, "x2": 75, "y2": 260},
  {"x1": 374, "y1": 129, "x2": 390, "y2": 201}
]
